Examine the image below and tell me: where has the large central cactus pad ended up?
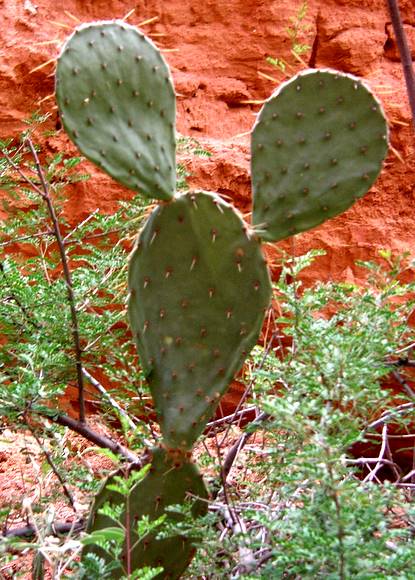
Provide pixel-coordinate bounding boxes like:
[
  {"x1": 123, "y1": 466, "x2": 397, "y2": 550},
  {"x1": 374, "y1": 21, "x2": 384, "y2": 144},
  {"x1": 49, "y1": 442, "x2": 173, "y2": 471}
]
[
  {"x1": 129, "y1": 191, "x2": 272, "y2": 449},
  {"x1": 55, "y1": 21, "x2": 176, "y2": 200},
  {"x1": 251, "y1": 69, "x2": 388, "y2": 242},
  {"x1": 84, "y1": 447, "x2": 208, "y2": 579}
]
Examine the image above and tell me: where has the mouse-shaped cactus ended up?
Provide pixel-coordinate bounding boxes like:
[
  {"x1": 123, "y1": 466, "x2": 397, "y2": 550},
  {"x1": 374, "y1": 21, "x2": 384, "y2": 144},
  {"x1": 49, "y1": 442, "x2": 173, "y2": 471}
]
[{"x1": 55, "y1": 20, "x2": 388, "y2": 579}]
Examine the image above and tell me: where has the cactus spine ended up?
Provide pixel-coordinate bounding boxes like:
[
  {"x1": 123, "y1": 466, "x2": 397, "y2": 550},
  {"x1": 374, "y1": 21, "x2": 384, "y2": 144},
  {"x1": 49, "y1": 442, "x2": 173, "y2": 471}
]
[{"x1": 56, "y1": 20, "x2": 389, "y2": 579}]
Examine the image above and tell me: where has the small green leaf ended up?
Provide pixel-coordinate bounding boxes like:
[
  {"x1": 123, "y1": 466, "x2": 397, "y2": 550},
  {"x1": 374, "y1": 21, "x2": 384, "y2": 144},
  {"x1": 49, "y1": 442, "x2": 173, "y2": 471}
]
[{"x1": 82, "y1": 527, "x2": 125, "y2": 546}]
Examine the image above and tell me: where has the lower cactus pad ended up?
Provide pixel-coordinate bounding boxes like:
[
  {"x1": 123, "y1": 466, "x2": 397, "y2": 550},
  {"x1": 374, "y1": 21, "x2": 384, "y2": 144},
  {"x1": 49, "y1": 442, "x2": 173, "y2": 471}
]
[{"x1": 83, "y1": 447, "x2": 208, "y2": 579}]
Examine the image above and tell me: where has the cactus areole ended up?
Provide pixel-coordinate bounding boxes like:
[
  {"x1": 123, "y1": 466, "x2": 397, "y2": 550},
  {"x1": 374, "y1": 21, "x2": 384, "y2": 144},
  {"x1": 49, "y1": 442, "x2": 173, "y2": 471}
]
[{"x1": 55, "y1": 19, "x2": 389, "y2": 580}]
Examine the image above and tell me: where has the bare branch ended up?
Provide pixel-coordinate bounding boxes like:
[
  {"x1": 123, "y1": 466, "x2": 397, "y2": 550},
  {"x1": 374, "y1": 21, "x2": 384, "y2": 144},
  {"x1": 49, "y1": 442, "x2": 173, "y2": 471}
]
[
  {"x1": 28, "y1": 426, "x2": 77, "y2": 512},
  {"x1": 82, "y1": 368, "x2": 138, "y2": 433},
  {"x1": 221, "y1": 411, "x2": 269, "y2": 488},
  {"x1": 2, "y1": 519, "x2": 84, "y2": 539},
  {"x1": 41, "y1": 411, "x2": 143, "y2": 465},
  {"x1": 386, "y1": 0, "x2": 415, "y2": 129},
  {"x1": 365, "y1": 401, "x2": 415, "y2": 432},
  {"x1": 24, "y1": 139, "x2": 87, "y2": 422}
]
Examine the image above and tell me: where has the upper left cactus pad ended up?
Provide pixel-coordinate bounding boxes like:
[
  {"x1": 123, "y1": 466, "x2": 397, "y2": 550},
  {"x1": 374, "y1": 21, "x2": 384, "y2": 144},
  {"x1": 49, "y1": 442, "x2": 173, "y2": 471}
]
[{"x1": 55, "y1": 21, "x2": 176, "y2": 200}]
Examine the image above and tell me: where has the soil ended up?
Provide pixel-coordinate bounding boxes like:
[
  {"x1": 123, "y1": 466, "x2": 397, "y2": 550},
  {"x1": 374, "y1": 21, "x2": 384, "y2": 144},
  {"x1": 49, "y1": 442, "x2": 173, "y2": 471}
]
[{"x1": 1, "y1": 1, "x2": 415, "y2": 575}]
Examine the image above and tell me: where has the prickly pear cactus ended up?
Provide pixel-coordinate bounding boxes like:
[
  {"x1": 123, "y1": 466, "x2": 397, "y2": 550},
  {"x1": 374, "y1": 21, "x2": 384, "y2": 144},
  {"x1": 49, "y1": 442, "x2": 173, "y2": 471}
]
[
  {"x1": 55, "y1": 18, "x2": 389, "y2": 580},
  {"x1": 128, "y1": 190, "x2": 271, "y2": 449},
  {"x1": 84, "y1": 447, "x2": 208, "y2": 579},
  {"x1": 251, "y1": 69, "x2": 388, "y2": 241}
]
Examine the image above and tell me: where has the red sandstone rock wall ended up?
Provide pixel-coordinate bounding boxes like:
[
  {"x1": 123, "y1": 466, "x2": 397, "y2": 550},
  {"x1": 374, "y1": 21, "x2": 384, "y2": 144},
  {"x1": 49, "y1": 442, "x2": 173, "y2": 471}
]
[{"x1": 1, "y1": 0, "x2": 415, "y2": 282}]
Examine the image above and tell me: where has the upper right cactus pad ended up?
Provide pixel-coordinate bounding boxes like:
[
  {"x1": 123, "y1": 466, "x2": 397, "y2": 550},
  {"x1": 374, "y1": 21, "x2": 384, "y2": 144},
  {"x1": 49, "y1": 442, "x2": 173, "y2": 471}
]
[{"x1": 251, "y1": 69, "x2": 389, "y2": 242}]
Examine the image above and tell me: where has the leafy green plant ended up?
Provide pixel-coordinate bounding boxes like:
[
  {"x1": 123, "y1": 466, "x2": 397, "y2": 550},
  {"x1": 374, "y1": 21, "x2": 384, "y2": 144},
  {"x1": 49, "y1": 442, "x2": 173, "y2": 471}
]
[
  {"x1": 181, "y1": 252, "x2": 415, "y2": 578},
  {"x1": 176, "y1": 135, "x2": 212, "y2": 191},
  {"x1": 80, "y1": 463, "x2": 165, "y2": 579},
  {"x1": 0, "y1": 114, "x2": 162, "y2": 575},
  {"x1": 266, "y1": 1, "x2": 312, "y2": 73},
  {"x1": 0, "y1": 131, "x2": 150, "y2": 432},
  {"x1": 249, "y1": 254, "x2": 415, "y2": 577}
]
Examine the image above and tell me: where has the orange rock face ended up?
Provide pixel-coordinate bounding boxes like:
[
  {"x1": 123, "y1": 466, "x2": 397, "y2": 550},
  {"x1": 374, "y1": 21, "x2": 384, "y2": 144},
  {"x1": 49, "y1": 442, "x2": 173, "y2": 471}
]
[
  {"x1": 1, "y1": 1, "x2": 415, "y2": 457},
  {"x1": 1, "y1": 0, "x2": 414, "y2": 283}
]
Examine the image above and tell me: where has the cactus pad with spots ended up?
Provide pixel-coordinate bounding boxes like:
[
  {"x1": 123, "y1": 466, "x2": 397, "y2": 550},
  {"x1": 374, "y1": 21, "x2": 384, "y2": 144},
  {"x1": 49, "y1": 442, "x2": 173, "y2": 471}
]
[
  {"x1": 128, "y1": 191, "x2": 272, "y2": 449},
  {"x1": 251, "y1": 69, "x2": 389, "y2": 242},
  {"x1": 84, "y1": 447, "x2": 208, "y2": 579},
  {"x1": 56, "y1": 21, "x2": 176, "y2": 200}
]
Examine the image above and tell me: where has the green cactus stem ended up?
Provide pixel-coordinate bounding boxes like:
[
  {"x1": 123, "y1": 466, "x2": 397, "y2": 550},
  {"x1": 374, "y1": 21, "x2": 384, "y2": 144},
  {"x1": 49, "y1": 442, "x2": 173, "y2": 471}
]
[
  {"x1": 251, "y1": 69, "x2": 389, "y2": 242},
  {"x1": 55, "y1": 21, "x2": 176, "y2": 200},
  {"x1": 128, "y1": 190, "x2": 272, "y2": 449},
  {"x1": 84, "y1": 447, "x2": 208, "y2": 579}
]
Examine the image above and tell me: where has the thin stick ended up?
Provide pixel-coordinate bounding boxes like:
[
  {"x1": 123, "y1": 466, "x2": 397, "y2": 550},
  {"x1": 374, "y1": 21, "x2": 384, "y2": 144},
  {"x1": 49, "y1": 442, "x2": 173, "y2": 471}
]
[
  {"x1": 26, "y1": 139, "x2": 87, "y2": 423},
  {"x1": 82, "y1": 368, "x2": 138, "y2": 432},
  {"x1": 2, "y1": 150, "x2": 49, "y2": 199},
  {"x1": 221, "y1": 411, "x2": 269, "y2": 487},
  {"x1": 28, "y1": 427, "x2": 77, "y2": 511},
  {"x1": 363, "y1": 424, "x2": 390, "y2": 482},
  {"x1": 386, "y1": 0, "x2": 415, "y2": 129},
  {"x1": 383, "y1": 430, "x2": 402, "y2": 481},
  {"x1": 3, "y1": 519, "x2": 84, "y2": 539},
  {"x1": 365, "y1": 401, "x2": 415, "y2": 432},
  {"x1": 218, "y1": 329, "x2": 276, "y2": 448},
  {"x1": 63, "y1": 209, "x2": 99, "y2": 242},
  {"x1": 0, "y1": 225, "x2": 135, "y2": 249},
  {"x1": 213, "y1": 432, "x2": 237, "y2": 527},
  {"x1": 346, "y1": 457, "x2": 401, "y2": 468},
  {"x1": 206, "y1": 405, "x2": 258, "y2": 429},
  {"x1": 391, "y1": 369, "x2": 415, "y2": 398},
  {"x1": 323, "y1": 444, "x2": 346, "y2": 580},
  {"x1": 42, "y1": 411, "x2": 142, "y2": 464}
]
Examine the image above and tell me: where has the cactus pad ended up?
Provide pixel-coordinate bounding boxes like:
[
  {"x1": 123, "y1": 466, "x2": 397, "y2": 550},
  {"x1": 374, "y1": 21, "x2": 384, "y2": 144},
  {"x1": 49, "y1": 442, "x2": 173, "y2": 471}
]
[
  {"x1": 128, "y1": 191, "x2": 271, "y2": 449},
  {"x1": 84, "y1": 447, "x2": 208, "y2": 579},
  {"x1": 56, "y1": 21, "x2": 176, "y2": 200},
  {"x1": 251, "y1": 69, "x2": 389, "y2": 242}
]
